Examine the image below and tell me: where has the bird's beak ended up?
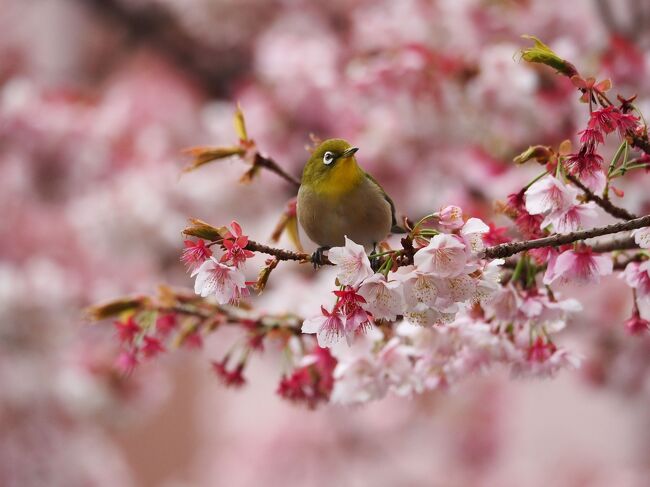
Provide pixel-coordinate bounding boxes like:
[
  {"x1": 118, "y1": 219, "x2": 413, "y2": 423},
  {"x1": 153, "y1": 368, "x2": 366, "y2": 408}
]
[{"x1": 340, "y1": 147, "x2": 359, "y2": 158}]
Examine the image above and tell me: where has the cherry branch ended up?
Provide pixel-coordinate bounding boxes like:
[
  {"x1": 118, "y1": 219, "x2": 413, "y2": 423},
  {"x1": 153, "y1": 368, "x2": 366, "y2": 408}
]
[
  {"x1": 565, "y1": 173, "x2": 637, "y2": 220},
  {"x1": 235, "y1": 215, "x2": 648, "y2": 267},
  {"x1": 481, "y1": 214, "x2": 650, "y2": 259},
  {"x1": 244, "y1": 239, "x2": 332, "y2": 265}
]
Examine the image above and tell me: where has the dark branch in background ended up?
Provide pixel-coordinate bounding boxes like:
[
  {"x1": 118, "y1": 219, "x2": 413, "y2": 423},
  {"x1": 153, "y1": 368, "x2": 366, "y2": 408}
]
[
  {"x1": 482, "y1": 215, "x2": 650, "y2": 259},
  {"x1": 591, "y1": 235, "x2": 639, "y2": 253},
  {"x1": 594, "y1": 0, "x2": 650, "y2": 43},
  {"x1": 78, "y1": 0, "x2": 256, "y2": 97},
  {"x1": 565, "y1": 173, "x2": 638, "y2": 220}
]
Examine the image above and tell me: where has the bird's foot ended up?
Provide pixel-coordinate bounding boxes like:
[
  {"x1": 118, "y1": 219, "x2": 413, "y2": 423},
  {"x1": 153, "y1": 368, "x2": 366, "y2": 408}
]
[
  {"x1": 311, "y1": 246, "x2": 330, "y2": 268},
  {"x1": 370, "y1": 255, "x2": 382, "y2": 272},
  {"x1": 369, "y1": 242, "x2": 382, "y2": 272}
]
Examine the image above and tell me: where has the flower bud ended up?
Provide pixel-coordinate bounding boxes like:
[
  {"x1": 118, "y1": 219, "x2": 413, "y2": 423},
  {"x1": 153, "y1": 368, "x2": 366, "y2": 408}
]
[
  {"x1": 183, "y1": 218, "x2": 228, "y2": 241},
  {"x1": 182, "y1": 145, "x2": 245, "y2": 172},
  {"x1": 520, "y1": 35, "x2": 578, "y2": 78},
  {"x1": 85, "y1": 296, "x2": 150, "y2": 321},
  {"x1": 513, "y1": 145, "x2": 552, "y2": 165}
]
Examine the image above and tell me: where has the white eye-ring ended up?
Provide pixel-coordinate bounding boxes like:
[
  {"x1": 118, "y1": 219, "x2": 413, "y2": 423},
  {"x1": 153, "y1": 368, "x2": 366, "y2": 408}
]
[{"x1": 323, "y1": 151, "x2": 335, "y2": 165}]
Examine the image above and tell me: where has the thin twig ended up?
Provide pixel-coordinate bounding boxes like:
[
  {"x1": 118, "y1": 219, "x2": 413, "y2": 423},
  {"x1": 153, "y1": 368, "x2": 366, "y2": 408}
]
[
  {"x1": 254, "y1": 153, "x2": 301, "y2": 189},
  {"x1": 481, "y1": 214, "x2": 650, "y2": 259},
  {"x1": 565, "y1": 173, "x2": 638, "y2": 220}
]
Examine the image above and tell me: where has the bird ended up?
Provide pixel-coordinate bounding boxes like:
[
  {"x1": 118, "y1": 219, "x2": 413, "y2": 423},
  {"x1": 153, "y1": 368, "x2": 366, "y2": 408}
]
[{"x1": 297, "y1": 138, "x2": 401, "y2": 265}]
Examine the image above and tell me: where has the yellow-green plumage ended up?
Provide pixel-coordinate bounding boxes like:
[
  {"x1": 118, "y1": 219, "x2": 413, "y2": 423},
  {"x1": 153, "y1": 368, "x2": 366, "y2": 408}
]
[{"x1": 297, "y1": 139, "x2": 396, "y2": 249}]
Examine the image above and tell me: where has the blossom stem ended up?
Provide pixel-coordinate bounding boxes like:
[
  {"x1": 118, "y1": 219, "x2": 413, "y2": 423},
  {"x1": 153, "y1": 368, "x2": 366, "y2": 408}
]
[
  {"x1": 607, "y1": 141, "x2": 627, "y2": 176},
  {"x1": 523, "y1": 170, "x2": 549, "y2": 191},
  {"x1": 481, "y1": 214, "x2": 650, "y2": 259},
  {"x1": 610, "y1": 162, "x2": 650, "y2": 178},
  {"x1": 565, "y1": 173, "x2": 637, "y2": 220}
]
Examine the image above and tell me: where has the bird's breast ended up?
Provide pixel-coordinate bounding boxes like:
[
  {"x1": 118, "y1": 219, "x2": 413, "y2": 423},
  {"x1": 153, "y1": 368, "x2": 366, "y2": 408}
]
[{"x1": 297, "y1": 178, "x2": 392, "y2": 248}]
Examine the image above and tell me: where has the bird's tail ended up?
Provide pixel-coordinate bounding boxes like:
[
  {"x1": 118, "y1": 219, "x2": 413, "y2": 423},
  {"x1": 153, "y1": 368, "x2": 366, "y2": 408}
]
[{"x1": 391, "y1": 225, "x2": 408, "y2": 234}]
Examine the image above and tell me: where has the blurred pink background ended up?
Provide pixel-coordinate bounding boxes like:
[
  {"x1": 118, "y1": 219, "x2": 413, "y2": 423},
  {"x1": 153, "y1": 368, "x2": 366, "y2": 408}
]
[{"x1": 1, "y1": 1, "x2": 650, "y2": 486}]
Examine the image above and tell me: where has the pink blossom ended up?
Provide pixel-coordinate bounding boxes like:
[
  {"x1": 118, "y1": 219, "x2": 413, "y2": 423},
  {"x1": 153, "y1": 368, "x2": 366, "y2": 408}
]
[
  {"x1": 334, "y1": 287, "x2": 373, "y2": 336},
  {"x1": 632, "y1": 227, "x2": 650, "y2": 249},
  {"x1": 543, "y1": 247, "x2": 613, "y2": 285},
  {"x1": 565, "y1": 150, "x2": 604, "y2": 183},
  {"x1": 141, "y1": 336, "x2": 165, "y2": 359},
  {"x1": 435, "y1": 205, "x2": 464, "y2": 230},
  {"x1": 578, "y1": 127, "x2": 605, "y2": 147},
  {"x1": 220, "y1": 220, "x2": 254, "y2": 268},
  {"x1": 194, "y1": 257, "x2": 249, "y2": 304},
  {"x1": 623, "y1": 314, "x2": 650, "y2": 335},
  {"x1": 115, "y1": 350, "x2": 138, "y2": 375},
  {"x1": 414, "y1": 233, "x2": 467, "y2": 277},
  {"x1": 302, "y1": 306, "x2": 347, "y2": 348},
  {"x1": 212, "y1": 359, "x2": 246, "y2": 388},
  {"x1": 155, "y1": 313, "x2": 176, "y2": 337},
  {"x1": 482, "y1": 222, "x2": 511, "y2": 245},
  {"x1": 277, "y1": 346, "x2": 336, "y2": 408},
  {"x1": 524, "y1": 175, "x2": 577, "y2": 216},
  {"x1": 113, "y1": 316, "x2": 140, "y2": 344},
  {"x1": 396, "y1": 267, "x2": 455, "y2": 312},
  {"x1": 512, "y1": 341, "x2": 581, "y2": 378},
  {"x1": 622, "y1": 261, "x2": 650, "y2": 300},
  {"x1": 181, "y1": 239, "x2": 213, "y2": 276},
  {"x1": 404, "y1": 303, "x2": 456, "y2": 327},
  {"x1": 327, "y1": 236, "x2": 374, "y2": 287},
  {"x1": 541, "y1": 202, "x2": 598, "y2": 233},
  {"x1": 460, "y1": 217, "x2": 490, "y2": 254},
  {"x1": 357, "y1": 274, "x2": 403, "y2": 321},
  {"x1": 515, "y1": 211, "x2": 544, "y2": 238},
  {"x1": 588, "y1": 106, "x2": 638, "y2": 137}
]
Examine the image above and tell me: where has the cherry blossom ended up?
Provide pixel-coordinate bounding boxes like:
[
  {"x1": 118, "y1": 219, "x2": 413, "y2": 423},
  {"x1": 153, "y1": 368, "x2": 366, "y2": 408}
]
[
  {"x1": 414, "y1": 233, "x2": 468, "y2": 277},
  {"x1": 194, "y1": 257, "x2": 249, "y2": 304},
  {"x1": 357, "y1": 273, "x2": 404, "y2": 321},
  {"x1": 334, "y1": 287, "x2": 373, "y2": 338},
  {"x1": 113, "y1": 316, "x2": 140, "y2": 344},
  {"x1": 435, "y1": 205, "x2": 464, "y2": 230},
  {"x1": 220, "y1": 220, "x2": 255, "y2": 268},
  {"x1": 544, "y1": 247, "x2": 613, "y2": 285},
  {"x1": 181, "y1": 239, "x2": 213, "y2": 276},
  {"x1": 460, "y1": 217, "x2": 490, "y2": 254},
  {"x1": 632, "y1": 227, "x2": 650, "y2": 249},
  {"x1": 541, "y1": 201, "x2": 598, "y2": 233},
  {"x1": 524, "y1": 175, "x2": 577, "y2": 216},
  {"x1": 327, "y1": 236, "x2": 374, "y2": 286},
  {"x1": 621, "y1": 261, "x2": 650, "y2": 301},
  {"x1": 301, "y1": 306, "x2": 347, "y2": 348},
  {"x1": 623, "y1": 314, "x2": 650, "y2": 335}
]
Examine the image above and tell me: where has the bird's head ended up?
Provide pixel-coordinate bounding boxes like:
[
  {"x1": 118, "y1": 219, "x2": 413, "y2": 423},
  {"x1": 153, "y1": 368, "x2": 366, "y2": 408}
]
[{"x1": 301, "y1": 139, "x2": 363, "y2": 192}]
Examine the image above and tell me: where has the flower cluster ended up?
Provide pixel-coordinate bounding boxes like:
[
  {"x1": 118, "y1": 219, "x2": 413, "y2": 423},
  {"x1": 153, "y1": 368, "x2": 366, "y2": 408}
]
[
  {"x1": 329, "y1": 283, "x2": 582, "y2": 405},
  {"x1": 188, "y1": 221, "x2": 253, "y2": 305},
  {"x1": 301, "y1": 216, "x2": 499, "y2": 349}
]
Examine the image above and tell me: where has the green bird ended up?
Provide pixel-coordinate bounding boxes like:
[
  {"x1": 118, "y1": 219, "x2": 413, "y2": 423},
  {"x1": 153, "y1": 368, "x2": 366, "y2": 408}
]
[{"x1": 297, "y1": 138, "x2": 401, "y2": 264}]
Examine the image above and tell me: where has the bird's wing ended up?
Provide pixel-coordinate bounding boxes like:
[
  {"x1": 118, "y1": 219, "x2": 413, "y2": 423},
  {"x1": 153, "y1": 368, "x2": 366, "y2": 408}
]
[{"x1": 364, "y1": 172, "x2": 403, "y2": 232}]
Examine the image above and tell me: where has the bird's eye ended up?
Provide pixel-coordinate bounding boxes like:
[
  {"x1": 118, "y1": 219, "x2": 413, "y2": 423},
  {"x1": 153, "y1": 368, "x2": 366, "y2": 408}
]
[{"x1": 323, "y1": 151, "x2": 334, "y2": 165}]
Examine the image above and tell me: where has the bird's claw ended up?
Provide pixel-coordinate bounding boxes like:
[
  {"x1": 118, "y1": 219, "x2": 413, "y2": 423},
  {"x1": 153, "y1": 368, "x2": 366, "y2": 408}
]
[{"x1": 311, "y1": 247, "x2": 329, "y2": 268}]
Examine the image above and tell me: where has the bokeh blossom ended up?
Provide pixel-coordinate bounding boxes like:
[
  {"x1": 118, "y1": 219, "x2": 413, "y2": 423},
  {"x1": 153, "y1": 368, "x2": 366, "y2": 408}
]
[{"x1": 4, "y1": 1, "x2": 650, "y2": 486}]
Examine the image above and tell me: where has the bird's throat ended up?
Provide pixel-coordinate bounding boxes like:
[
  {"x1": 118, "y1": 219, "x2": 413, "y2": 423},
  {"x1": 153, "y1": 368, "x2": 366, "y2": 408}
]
[{"x1": 318, "y1": 157, "x2": 365, "y2": 196}]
